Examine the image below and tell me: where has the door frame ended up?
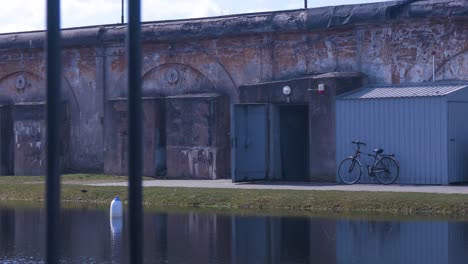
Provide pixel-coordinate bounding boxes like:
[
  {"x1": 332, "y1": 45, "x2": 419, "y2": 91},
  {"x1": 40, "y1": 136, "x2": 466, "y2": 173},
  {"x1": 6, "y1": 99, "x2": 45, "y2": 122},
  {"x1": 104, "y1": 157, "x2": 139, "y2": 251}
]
[{"x1": 276, "y1": 104, "x2": 310, "y2": 181}]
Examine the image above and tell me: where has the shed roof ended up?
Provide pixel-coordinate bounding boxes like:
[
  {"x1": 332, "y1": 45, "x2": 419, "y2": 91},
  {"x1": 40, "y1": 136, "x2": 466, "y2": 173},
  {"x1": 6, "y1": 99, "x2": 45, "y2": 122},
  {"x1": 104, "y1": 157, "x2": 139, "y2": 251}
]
[{"x1": 338, "y1": 83, "x2": 468, "y2": 100}]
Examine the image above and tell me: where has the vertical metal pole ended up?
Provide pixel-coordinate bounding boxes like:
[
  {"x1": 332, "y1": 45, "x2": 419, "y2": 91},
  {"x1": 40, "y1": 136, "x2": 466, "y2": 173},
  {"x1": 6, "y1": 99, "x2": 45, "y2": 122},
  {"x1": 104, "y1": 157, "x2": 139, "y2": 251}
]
[
  {"x1": 128, "y1": 0, "x2": 143, "y2": 263},
  {"x1": 46, "y1": 0, "x2": 62, "y2": 263},
  {"x1": 304, "y1": 0, "x2": 307, "y2": 9},
  {"x1": 121, "y1": 0, "x2": 125, "y2": 24}
]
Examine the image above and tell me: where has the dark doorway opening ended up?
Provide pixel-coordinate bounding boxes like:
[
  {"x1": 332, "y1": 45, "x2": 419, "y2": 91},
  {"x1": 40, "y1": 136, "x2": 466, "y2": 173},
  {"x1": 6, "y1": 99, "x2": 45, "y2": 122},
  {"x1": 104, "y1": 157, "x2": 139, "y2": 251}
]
[
  {"x1": 279, "y1": 105, "x2": 309, "y2": 181},
  {"x1": 0, "y1": 105, "x2": 13, "y2": 175}
]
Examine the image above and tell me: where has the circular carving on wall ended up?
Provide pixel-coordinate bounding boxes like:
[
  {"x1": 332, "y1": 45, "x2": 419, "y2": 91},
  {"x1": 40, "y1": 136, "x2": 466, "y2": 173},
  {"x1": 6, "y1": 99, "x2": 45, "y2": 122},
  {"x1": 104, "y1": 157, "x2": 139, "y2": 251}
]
[
  {"x1": 16, "y1": 75, "x2": 27, "y2": 90},
  {"x1": 167, "y1": 69, "x2": 179, "y2": 84}
]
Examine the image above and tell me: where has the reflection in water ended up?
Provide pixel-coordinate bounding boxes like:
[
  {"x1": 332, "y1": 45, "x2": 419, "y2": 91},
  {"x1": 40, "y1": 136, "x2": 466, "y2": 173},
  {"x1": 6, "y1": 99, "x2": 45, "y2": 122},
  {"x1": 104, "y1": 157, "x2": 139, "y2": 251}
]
[
  {"x1": 336, "y1": 219, "x2": 468, "y2": 264},
  {"x1": 110, "y1": 217, "x2": 123, "y2": 263},
  {"x1": 232, "y1": 216, "x2": 334, "y2": 264},
  {"x1": 0, "y1": 206, "x2": 468, "y2": 263}
]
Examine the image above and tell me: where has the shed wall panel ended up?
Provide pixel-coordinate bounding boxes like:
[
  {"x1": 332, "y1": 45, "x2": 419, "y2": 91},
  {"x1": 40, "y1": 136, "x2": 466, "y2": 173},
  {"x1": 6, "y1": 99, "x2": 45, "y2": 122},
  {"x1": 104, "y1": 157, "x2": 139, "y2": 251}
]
[
  {"x1": 336, "y1": 97, "x2": 448, "y2": 184},
  {"x1": 447, "y1": 88, "x2": 468, "y2": 102},
  {"x1": 448, "y1": 102, "x2": 468, "y2": 183}
]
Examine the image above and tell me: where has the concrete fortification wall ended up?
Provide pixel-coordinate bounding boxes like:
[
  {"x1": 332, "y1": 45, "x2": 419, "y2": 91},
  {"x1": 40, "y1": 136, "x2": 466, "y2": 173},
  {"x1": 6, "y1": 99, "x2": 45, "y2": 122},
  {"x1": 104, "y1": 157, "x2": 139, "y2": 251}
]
[{"x1": 0, "y1": 0, "x2": 465, "y2": 177}]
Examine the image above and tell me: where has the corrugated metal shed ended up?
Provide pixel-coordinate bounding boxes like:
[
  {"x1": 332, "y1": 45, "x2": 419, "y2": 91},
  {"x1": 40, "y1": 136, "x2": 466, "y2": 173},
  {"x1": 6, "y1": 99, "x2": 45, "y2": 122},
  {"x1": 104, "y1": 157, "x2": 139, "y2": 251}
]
[
  {"x1": 336, "y1": 82, "x2": 468, "y2": 185},
  {"x1": 339, "y1": 84, "x2": 468, "y2": 99}
]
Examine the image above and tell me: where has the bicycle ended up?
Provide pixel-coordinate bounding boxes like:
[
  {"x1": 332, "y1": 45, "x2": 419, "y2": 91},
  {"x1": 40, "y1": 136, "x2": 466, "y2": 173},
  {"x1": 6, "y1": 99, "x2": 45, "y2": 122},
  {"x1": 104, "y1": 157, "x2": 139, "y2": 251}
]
[{"x1": 338, "y1": 141, "x2": 399, "y2": 185}]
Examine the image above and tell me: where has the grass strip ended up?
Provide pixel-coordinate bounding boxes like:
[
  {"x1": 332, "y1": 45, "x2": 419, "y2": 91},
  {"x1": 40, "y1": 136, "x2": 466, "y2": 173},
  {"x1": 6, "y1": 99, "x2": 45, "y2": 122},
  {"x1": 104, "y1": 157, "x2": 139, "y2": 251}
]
[{"x1": 1, "y1": 175, "x2": 468, "y2": 216}]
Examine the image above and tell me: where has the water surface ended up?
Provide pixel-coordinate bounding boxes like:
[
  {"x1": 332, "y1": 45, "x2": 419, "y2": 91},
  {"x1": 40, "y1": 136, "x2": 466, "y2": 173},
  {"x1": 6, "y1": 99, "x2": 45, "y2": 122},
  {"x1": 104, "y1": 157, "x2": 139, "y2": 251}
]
[{"x1": 0, "y1": 203, "x2": 467, "y2": 263}]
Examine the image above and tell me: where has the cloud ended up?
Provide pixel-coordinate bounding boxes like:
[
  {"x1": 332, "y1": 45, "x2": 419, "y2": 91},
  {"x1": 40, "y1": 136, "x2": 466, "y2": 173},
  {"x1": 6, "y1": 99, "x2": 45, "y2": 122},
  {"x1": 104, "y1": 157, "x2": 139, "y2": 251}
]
[
  {"x1": 0, "y1": 0, "x2": 300, "y2": 33},
  {"x1": 0, "y1": 1, "x2": 45, "y2": 33},
  {"x1": 142, "y1": 0, "x2": 225, "y2": 21},
  {"x1": 0, "y1": 0, "x2": 394, "y2": 34},
  {"x1": 61, "y1": 0, "x2": 122, "y2": 27}
]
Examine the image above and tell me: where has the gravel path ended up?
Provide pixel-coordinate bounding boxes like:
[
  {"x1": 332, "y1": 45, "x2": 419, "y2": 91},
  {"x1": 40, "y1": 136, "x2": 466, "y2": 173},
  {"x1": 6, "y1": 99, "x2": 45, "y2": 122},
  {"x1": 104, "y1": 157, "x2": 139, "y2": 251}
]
[{"x1": 88, "y1": 180, "x2": 468, "y2": 194}]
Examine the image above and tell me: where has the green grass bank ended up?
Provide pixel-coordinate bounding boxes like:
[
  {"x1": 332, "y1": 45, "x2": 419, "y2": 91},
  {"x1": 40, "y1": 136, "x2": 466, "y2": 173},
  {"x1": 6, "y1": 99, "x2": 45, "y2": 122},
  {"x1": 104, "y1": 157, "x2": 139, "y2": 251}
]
[{"x1": 1, "y1": 175, "x2": 468, "y2": 216}]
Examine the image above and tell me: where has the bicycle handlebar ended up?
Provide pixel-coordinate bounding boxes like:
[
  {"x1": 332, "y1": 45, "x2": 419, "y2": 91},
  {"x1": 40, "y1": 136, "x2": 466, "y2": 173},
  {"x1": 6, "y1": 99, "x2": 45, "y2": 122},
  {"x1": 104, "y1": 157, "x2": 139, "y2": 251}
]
[{"x1": 352, "y1": 141, "x2": 366, "y2": 146}]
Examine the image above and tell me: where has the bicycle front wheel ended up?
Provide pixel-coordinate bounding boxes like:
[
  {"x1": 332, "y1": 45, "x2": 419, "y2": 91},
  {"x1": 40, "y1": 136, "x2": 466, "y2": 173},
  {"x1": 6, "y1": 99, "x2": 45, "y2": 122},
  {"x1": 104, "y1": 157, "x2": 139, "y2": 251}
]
[
  {"x1": 338, "y1": 157, "x2": 362, "y2": 184},
  {"x1": 374, "y1": 157, "x2": 399, "y2": 184}
]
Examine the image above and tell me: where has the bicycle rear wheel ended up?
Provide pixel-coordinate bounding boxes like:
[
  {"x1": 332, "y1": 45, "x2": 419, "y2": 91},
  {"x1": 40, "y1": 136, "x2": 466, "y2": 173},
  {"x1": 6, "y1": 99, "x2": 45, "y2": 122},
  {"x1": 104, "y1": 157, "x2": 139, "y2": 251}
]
[
  {"x1": 338, "y1": 157, "x2": 362, "y2": 184},
  {"x1": 374, "y1": 157, "x2": 399, "y2": 184}
]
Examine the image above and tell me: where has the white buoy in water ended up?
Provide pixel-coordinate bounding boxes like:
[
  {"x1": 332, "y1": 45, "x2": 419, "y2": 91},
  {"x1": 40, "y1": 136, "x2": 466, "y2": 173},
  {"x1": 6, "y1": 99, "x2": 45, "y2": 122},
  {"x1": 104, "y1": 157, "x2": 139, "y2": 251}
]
[
  {"x1": 110, "y1": 217, "x2": 123, "y2": 234},
  {"x1": 110, "y1": 196, "x2": 123, "y2": 218}
]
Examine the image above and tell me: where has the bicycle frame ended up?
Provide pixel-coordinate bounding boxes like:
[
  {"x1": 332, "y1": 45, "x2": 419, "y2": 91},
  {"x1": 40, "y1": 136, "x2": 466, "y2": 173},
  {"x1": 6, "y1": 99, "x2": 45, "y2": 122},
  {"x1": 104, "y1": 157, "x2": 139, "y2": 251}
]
[
  {"x1": 366, "y1": 153, "x2": 381, "y2": 176},
  {"x1": 352, "y1": 144, "x2": 386, "y2": 177}
]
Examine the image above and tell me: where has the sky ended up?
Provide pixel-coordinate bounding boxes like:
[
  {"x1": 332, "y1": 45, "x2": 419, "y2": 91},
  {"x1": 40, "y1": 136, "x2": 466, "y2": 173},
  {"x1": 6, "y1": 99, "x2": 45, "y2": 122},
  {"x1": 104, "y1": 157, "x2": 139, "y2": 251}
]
[{"x1": 0, "y1": 0, "x2": 394, "y2": 34}]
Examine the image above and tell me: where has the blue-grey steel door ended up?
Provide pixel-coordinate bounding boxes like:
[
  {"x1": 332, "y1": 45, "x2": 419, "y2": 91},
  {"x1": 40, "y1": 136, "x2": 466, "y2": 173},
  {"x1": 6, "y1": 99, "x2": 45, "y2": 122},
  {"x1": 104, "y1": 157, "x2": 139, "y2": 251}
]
[
  {"x1": 234, "y1": 104, "x2": 268, "y2": 182},
  {"x1": 448, "y1": 102, "x2": 468, "y2": 183}
]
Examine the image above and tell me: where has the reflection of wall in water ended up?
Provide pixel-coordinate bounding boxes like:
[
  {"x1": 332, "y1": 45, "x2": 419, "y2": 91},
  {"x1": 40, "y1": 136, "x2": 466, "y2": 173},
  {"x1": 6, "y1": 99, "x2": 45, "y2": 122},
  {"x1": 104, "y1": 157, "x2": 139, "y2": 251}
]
[
  {"x1": 13, "y1": 209, "x2": 45, "y2": 259},
  {"x1": 231, "y1": 216, "x2": 336, "y2": 264},
  {"x1": 5, "y1": 207, "x2": 468, "y2": 263},
  {"x1": 4, "y1": 208, "x2": 116, "y2": 262},
  {"x1": 60, "y1": 209, "x2": 111, "y2": 261},
  {"x1": 336, "y1": 219, "x2": 468, "y2": 264},
  {"x1": 163, "y1": 212, "x2": 231, "y2": 263},
  {"x1": 0, "y1": 208, "x2": 15, "y2": 258}
]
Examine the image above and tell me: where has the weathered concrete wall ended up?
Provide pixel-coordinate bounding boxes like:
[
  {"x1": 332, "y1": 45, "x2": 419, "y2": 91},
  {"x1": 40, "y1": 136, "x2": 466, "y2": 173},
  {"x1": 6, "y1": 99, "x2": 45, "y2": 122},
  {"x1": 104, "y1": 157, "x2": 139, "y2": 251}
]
[
  {"x1": 12, "y1": 102, "x2": 69, "y2": 175},
  {"x1": 165, "y1": 94, "x2": 230, "y2": 179},
  {"x1": 63, "y1": 48, "x2": 105, "y2": 172},
  {"x1": 104, "y1": 98, "x2": 165, "y2": 176},
  {"x1": 12, "y1": 104, "x2": 46, "y2": 176},
  {"x1": 0, "y1": 0, "x2": 465, "y2": 176},
  {"x1": 0, "y1": 48, "x2": 103, "y2": 173}
]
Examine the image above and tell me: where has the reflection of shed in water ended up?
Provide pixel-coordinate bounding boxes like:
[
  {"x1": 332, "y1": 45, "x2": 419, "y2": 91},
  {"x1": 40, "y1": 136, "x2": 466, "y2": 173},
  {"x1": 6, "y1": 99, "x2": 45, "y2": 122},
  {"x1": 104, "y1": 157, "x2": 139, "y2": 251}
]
[{"x1": 336, "y1": 219, "x2": 468, "y2": 264}]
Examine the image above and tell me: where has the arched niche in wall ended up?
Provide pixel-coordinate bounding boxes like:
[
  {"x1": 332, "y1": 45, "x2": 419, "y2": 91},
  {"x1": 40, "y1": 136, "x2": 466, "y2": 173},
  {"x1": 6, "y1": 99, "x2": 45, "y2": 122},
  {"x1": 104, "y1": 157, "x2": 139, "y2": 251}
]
[
  {"x1": 140, "y1": 53, "x2": 238, "y2": 101},
  {"x1": 142, "y1": 63, "x2": 216, "y2": 97},
  {"x1": 0, "y1": 71, "x2": 79, "y2": 109},
  {"x1": 0, "y1": 71, "x2": 46, "y2": 103},
  {"x1": 0, "y1": 71, "x2": 78, "y2": 174}
]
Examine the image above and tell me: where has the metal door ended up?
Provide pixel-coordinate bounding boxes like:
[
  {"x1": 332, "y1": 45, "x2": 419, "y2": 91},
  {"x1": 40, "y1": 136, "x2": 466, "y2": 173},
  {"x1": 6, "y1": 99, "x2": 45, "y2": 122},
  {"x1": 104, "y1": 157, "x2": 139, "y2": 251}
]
[
  {"x1": 448, "y1": 102, "x2": 468, "y2": 182},
  {"x1": 234, "y1": 104, "x2": 268, "y2": 182}
]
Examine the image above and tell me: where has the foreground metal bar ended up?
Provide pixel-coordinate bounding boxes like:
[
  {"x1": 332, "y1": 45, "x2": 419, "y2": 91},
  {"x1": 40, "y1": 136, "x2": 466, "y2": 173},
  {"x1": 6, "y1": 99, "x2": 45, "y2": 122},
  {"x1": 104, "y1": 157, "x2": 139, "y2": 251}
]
[
  {"x1": 121, "y1": 0, "x2": 124, "y2": 24},
  {"x1": 128, "y1": 0, "x2": 143, "y2": 263},
  {"x1": 46, "y1": 0, "x2": 62, "y2": 263}
]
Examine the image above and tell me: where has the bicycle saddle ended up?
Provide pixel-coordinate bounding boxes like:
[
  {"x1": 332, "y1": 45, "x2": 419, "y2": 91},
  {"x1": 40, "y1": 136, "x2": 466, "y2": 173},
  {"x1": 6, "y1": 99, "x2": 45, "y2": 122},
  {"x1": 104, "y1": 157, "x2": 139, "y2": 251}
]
[
  {"x1": 352, "y1": 141, "x2": 366, "y2": 145},
  {"x1": 373, "y1": 148, "x2": 384, "y2": 154}
]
